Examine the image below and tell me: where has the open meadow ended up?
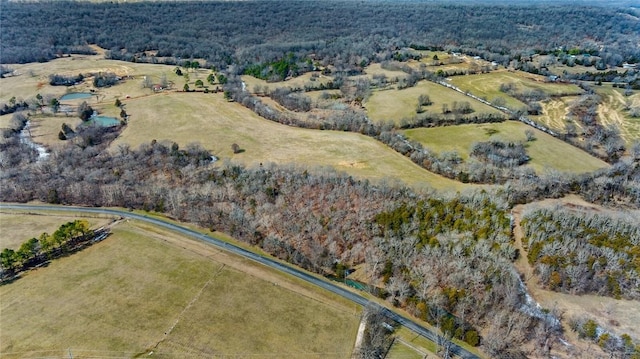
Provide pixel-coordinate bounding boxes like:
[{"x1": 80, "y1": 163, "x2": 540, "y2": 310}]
[
  {"x1": 360, "y1": 63, "x2": 410, "y2": 83},
  {"x1": 0, "y1": 215, "x2": 360, "y2": 358},
  {"x1": 241, "y1": 72, "x2": 335, "y2": 93},
  {"x1": 408, "y1": 51, "x2": 491, "y2": 75},
  {"x1": 448, "y1": 70, "x2": 584, "y2": 109},
  {"x1": 364, "y1": 80, "x2": 503, "y2": 125},
  {"x1": 0, "y1": 52, "x2": 475, "y2": 192},
  {"x1": 111, "y1": 92, "x2": 472, "y2": 191},
  {"x1": 0, "y1": 51, "x2": 185, "y2": 106},
  {"x1": 403, "y1": 121, "x2": 609, "y2": 174}
]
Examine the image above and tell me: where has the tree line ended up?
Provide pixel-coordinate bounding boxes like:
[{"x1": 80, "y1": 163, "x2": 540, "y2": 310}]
[{"x1": 0, "y1": 220, "x2": 109, "y2": 281}]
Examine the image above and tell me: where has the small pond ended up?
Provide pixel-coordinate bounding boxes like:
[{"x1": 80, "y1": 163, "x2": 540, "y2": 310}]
[
  {"x1": 60, "y1": 92, "x2": 93, "y2": 101},
  {"x1": 84, "y1": 116, "x2": 120, "y2": 127}
]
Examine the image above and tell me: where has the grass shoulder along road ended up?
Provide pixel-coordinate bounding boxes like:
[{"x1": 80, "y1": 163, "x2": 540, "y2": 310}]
[{"x1": 0, "y1": 212, "x2": 360, "y2": 358}]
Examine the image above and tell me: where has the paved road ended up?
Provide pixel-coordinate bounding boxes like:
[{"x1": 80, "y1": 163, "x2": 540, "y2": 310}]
[{"x1": 0, "y1": 203, "x2": 479, "y2": 359}]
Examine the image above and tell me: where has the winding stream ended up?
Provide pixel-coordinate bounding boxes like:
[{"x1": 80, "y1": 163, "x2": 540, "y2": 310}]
[{"x1": 19, "y1": 121, "x2": 49, "y2": 161}]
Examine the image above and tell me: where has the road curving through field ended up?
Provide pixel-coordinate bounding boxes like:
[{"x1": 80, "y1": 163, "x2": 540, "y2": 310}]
[{"x1": 0, "y1": 203, "x2": 480, "y2": 359}]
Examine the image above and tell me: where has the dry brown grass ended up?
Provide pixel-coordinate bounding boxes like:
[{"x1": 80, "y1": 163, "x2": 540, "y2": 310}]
[
  {"x1": 449, "y1": 70, "x2": 583, "y2": 110},
  {"x1": 594, "y1": 85, "x2": 640, "y2": 144},
  {"x1": 0, "y1": 218, "x2": 360, "y2": 358},
  {"x1": 0, "y1": 52, "x2": 184, "y2": 107},
  {"x1": 111, "y1": 92, "x2": 471, "y2": 191},
  {"x1": 2, "y1": 53, "x2": 481, "y2": 192},
  {"x1": 361, "y1": 63, "x2": 410, "y2": 82},
  {"x1": 241, "y1": 72, "x2": 334, "y2": 94},
  {"x1": 532, "y1": 96, "x2": 582, "y2": 133}
]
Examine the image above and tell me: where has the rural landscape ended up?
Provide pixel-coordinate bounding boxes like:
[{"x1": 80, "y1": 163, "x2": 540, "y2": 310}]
[{"x1": 0, "y1": 0, "x2": 639, "y2": 358}]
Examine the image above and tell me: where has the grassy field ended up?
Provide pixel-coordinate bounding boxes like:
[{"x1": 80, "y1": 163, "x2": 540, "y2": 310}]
[
  {"x1": 407, "y1": 51, "x2": 490, "y2": 74},
  {"x1": 1, "y1": 51, "x2": 477, "y2": 192},
  {"x1": 386, "y1": 340, "x2": 425, "y2": 359},
  {"x1": 111, "y1": 91, "x2": 472, "y2": 191},
  {"x1": 0, "y1": 52, "x2": 185, "y2": 106},
  {"x1": 390, "y1": 327, "x2": 439, "y2": 358},
  {"x1": 0, "y1": 114, "x2": 14, "y2": 129},
  {"x1": 0, "y1": 217, "x2": 360, "y2": 358},
  {"x1": 364, "y1": 80, "x2": 503, "y2": 125},
  {"x1": 0, "y1": 212, "x2": 114, "y2": 250},
  {"x1": 360, "y1": 63, "x2": 410, "y2": 83},
  {"x1": 403, "y1": 121, "x2": 609, "y2": 174},
  {"x1": 531, "y1": 96, "x2": 581, "y2": 134},
  {"x1": 241, "y1": 71, "x2": 335, "y2": 94},
  {"x1": 449, "y1": 70, "x2": 583, "y2": 109},
  {"x1": 594, "y1": 84, "x2": 640, "y2": 144}
]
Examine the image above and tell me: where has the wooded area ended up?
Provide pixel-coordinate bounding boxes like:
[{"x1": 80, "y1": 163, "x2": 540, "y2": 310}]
[{"x1": 1, "y1": 1, "x2": 638, "y2": 72}]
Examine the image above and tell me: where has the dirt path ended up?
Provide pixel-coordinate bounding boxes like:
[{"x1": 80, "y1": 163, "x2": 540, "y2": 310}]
[
  {"x1": 511, "y1": 204, "x2": 535, "y2": 284},
  {"x1": 510, "y1": 196, "x2": 640, "y2": 343},
  {"x1": 352, "y1": 314, "x2": 367, "y2": 358}
]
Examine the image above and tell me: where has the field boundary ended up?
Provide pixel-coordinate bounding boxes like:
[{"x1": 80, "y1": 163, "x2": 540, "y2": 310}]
[
  {"x1": 436, "y1": 79, "x2": 561, "y2": 138},
  {"x1": 151, "y1": 265, "x2": 224, "y2": 350}
]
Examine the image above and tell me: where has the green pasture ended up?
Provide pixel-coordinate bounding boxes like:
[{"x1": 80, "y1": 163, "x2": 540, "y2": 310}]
[
  {"x1": 364, "y1": 80, "x2": 503, "y2": 125},
  {"x1": 403, "y1": 121, "x2": 609, "y2": 174},
  {"x1": 449, "y1": 70, "x2": 583, "y2": 109},
  {"x1": 112, "y1": 92, "x2": 473, "y2": 191}
]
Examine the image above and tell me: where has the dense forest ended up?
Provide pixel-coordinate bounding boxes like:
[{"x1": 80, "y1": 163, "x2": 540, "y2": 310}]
[
  {"x1": 1, "y1": 1, "x2": 639, "y2": 72},
  {"x1": 522, "y1": 207, "x2": 640, "y2": 300}
]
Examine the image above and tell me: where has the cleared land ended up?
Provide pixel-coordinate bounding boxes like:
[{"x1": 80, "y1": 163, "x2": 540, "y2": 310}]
[
  {"x1": 594, "y1": 85, "x2": 640, "y2": 144},
  {"x1": 0, "y1": 53, "x2": 184, "y2": 106},
  {"x1": 360, "y1": 63, "x2": 410, "y2": 83},
  {"x1": 364, "y1": 80, "x2": 503, "y2": 125},
  {"x1": 0, "y1": 212, "x2": 114, "y2": 250},
  {"x1": 449, "y1": 70, "x2": 583, "y2": 109},
  {"x1": 408, "y1": 51, "x2": 490, "y2": 74},
  {"x1": 387, "y1": 339, "x2": 425, "y2": 359},
  {"x1": 531, "y1": 96, "x2": 581, "y2": 134},
  {"x1": 112, "y1": 92, "x2": 472, "y2": 191},
  {"x1": 0, "y1": 218, "x2": 360, "y2": 358},
  {"x1": 403, "y1": 121, "x2": 609, "y2": 174},
  {"x1": 241, "y1": 72, "x2": 335, "y2": 93}
]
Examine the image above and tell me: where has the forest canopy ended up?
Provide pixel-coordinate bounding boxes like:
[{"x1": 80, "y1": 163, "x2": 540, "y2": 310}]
[{"x1": 1, "y1": 1, "x2": 638, "y2": 70}]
